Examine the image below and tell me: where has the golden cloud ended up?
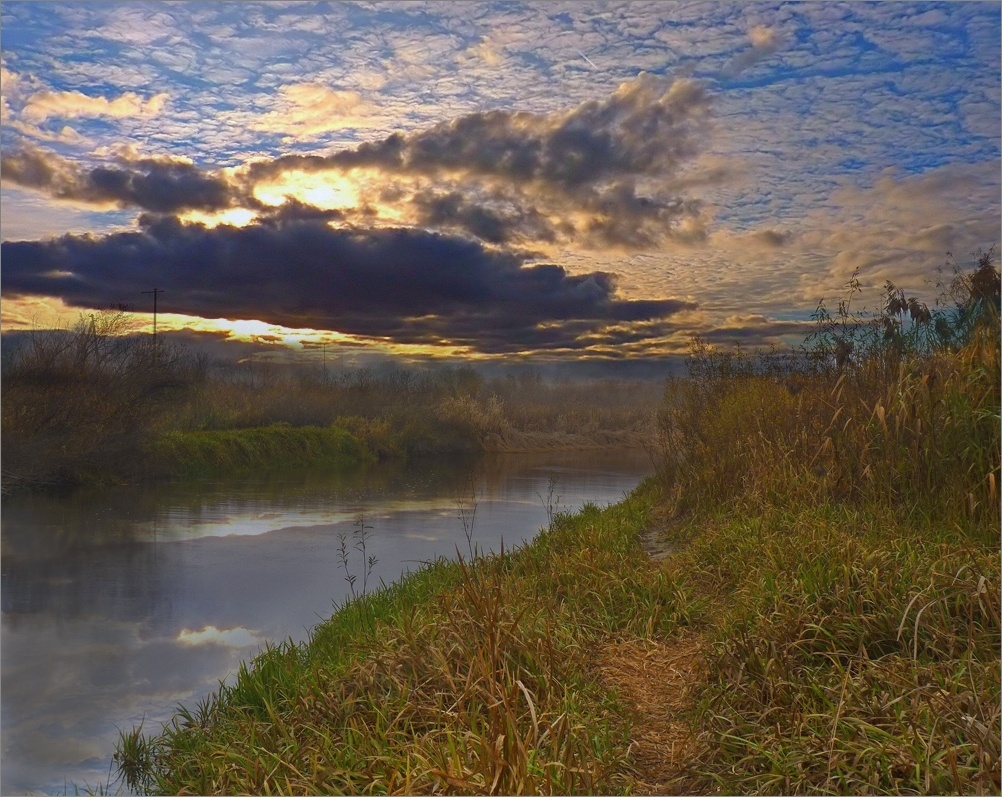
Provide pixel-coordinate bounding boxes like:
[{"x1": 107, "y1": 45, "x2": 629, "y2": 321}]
[
  {"x1": 748, "y1": 25, "x2": 780, "y2": 50},
  {"x1": 22, "y1": 88, "x2": 168, "y2": 122},
  {"x1": 251, "y1": 83, "x2": 379, "y2": 139}
]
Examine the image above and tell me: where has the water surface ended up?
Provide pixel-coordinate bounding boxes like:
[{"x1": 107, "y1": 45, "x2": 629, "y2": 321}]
[{"x1": 1, "y1": 449, "x2": 653, "y2": 794}]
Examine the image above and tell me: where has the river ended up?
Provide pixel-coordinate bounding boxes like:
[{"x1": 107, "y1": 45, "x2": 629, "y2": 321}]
[{"x1": 1, "y1": 448, "x2": 653, "y2": 795}]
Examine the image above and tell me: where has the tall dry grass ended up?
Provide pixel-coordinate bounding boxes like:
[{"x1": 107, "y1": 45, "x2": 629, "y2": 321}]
[
  {"x1": 652, "y1": 249, "x2": 1000, "y2": 794},
  {"x1": 657, "y1": 249, "x2": 1000, "y2": 523},
  {"x1": 2, "y1": 312, "x2": 207, "y2": 490}
]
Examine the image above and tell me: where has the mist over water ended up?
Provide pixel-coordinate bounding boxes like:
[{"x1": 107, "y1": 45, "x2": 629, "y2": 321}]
[{"x1": 1, "y1": 449, "x2": 653, "y2": 795}]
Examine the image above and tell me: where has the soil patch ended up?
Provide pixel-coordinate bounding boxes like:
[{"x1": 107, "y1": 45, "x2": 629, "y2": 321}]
[{"x1": 637, "y1": 524, "x2": 676, "y2": 560}]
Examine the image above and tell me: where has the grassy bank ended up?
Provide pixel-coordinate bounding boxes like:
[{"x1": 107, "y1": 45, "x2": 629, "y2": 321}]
[
  {"x1": 144, "y1": 415, "x2": 649, "y2": 482},
  {"x1": 117, "y1": 476, "x2": 999, "y2": 795},
  {"x1": 659, "y1": 501, "x2": 998, "y2": 794},
  {"x1": 147, "y1": 424, "x2": 377, "y2": 478},
  {"x1": 117, "y1": 254, "x2": 999, "y2": 795},
  {"x1": 117, "y1": 486, "x2": 690, "y2": 795}
]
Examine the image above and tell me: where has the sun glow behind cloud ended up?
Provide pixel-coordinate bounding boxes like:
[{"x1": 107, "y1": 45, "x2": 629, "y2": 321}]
[
  {"x1": 153, "y1": 311, "x2": 488, "y2": 361},
  {"x1": 179, "y1": 207, "x2": 258, "y2": 228},
  {"x1": 0, "y1": 273, "x2": 700, "y2": 361},
  {"x1": 253, "y1": 169, "x2": 363, "y2": 211}
]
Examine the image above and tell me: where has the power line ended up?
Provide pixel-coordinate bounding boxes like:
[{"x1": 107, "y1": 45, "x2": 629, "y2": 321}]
[{"x1": 141, "y1": 288, "x2": 163, "y2": 339}]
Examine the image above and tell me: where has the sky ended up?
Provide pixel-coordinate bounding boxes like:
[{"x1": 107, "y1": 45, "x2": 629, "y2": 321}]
[{"x1": 1, "y1": 1, "x2": 1000, "y2": 370}]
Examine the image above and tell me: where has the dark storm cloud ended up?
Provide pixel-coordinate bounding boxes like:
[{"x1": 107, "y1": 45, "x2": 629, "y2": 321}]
[
  {"x1": 411, "y1": 190, "x2": 557, "y2": 245},
  {"x1": 1, "y1": 145, "x2": 245, "y2": 214},
  {"x1": 1, "y1": 217, "x2": 695, "y2": 354},
  {"x1": 251, "y1": 198, "x2": 346, "y2": 224},
  {"x1": 241, "y1": 74, "x2": 716, "y2": 249},
  {"x1": 248, "y1": 74, "x2": 711, "y2": 190}
]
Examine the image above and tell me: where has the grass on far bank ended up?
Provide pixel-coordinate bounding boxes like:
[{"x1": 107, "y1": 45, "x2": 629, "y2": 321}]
[
  {"x1": 147, "y1": 424, "x2": 377, "y2": 478},
  {"x1": 2, "y1": 322, "x2": 661, "y2": 492},
  {"x1": 117, "y1": 252, "x2": 1000, "y2": 795}
]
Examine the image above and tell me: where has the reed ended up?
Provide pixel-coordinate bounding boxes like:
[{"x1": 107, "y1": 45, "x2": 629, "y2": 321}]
[{"x1": 656, "y1": 251, "x2": 1000, "y2": 525}]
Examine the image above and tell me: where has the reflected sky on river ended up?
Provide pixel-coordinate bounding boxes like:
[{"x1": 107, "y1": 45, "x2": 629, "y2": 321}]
[{"x1": 1, "y1": 449, "x2": 653, "y2": 795}]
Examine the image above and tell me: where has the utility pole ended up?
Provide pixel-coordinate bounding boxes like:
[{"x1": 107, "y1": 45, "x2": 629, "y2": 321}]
[{"x1": 141, "y1": 288, "x2": 163, "y2": 339}]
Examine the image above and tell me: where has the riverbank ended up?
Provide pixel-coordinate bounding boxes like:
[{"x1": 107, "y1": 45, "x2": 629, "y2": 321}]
[
  {"x1": 147, "y1": 424, "x2": 378, "y2": 478},
  {"x1": 115, "y1": 474, "x2": 999, "y2": 795},
  {"x1": 2, "y1": 448, "x2": 654, "y2": 796},
  {"x1": 132, "y1": 422, "x2": 651, "y2": 484},
  {"x1": 117, "y1": 481, "x2": 681, "y2": 795},
  {"x1": 3, "y1": 418, "x2": 653, "y2": 494}
]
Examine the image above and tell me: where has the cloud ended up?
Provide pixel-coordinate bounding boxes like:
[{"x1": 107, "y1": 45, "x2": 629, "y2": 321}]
[
  {"x1": 722, "y1": 24, "x2": 784, "y2": 76},
  {"x1": 695, "y1": 314, "x2": 816, "y2": 347},
  {"x1": 1, "y1": 145, "x2": 244, "y2": 214},
  {"x1": 251, "y1": 82, "x2": 379, "y2": 140},
  {"x1": 0, "y1": 215, "x2": 696, "y2": 354},
  {"x1": 176, "y1": 625, "x2": 260, "y2": 648},
  {"x1": 798, "y1": 163, "x2": 1002, "y2": 301},
  {"x1": 465, "y1": 37, "x2": 505, "y2": 67},
  {"x1": 250, "y1": 73, "x2": 712, "y2": 190},
  {"x1": 242, "y1": 73, "x2": 719, "y2": 249},
  {"x1": 747, "y1": 228, "x2": 793, "y2": 248},
  {"x1": 1, "y1": 63, "x2": 21, "y2": 94},
  {"x1": 22, "y1": 88, "x2": 167, "y2": 122},
  {"x1": 0, "y1": 185, "x2": 128, "y2": 243},
  {"x1": 747, "y1": 25, "x2": 780, "y2": 51},
  {"x1": 4, "y1": 119, "x2": 87, "y2": 146},
  {"x1": 1, "y1": 65, "x2": 91, "y2": 146},
  {"x1": 3, "y1": 1, "x2": 997, "y2": 364},
  {"x1": 5, "y1": 74, "x2": 720, "y2": 252},
  {"x1": 410, "y1": 188, "x2": 556, "y2": 245}
]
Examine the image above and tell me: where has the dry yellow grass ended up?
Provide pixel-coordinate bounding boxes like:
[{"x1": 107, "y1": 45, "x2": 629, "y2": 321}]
[{"x1": 599, "y1": 633, "x2": 709, "y2": 795}]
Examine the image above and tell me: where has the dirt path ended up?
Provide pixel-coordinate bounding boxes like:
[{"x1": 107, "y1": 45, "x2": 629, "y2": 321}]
[
  {"x1": 636, "y1": 524, "x2": 677, "y2": 561},
  {"x1": 597, "y1": 523, "x2": 710, "y2": 794},
  {"x1": 599, "y1": 632, "x2": 709, "y2": 795}
]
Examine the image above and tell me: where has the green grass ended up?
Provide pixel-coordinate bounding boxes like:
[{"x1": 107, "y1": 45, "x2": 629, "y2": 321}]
[
  {"x1": 659, "y1": 500, "x2": 999, "y2": 795},
  {"x1": 117, "y1": 486, "x2": 692, "y2": 795},
  {"x1": 147, "y1": 423, "x2": 376, "y2": 478},
  {"x1": 117, "y1": 479, "x2": 1000, "y2": 795}
]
